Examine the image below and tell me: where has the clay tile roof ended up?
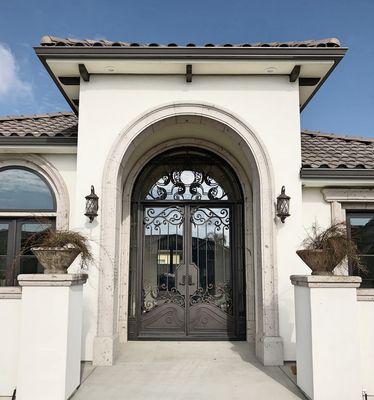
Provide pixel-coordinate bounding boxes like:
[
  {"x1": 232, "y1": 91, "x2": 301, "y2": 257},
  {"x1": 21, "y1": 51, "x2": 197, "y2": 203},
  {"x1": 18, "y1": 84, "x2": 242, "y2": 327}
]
[
  {"x1": 39, "y1": 35, "x2": 341, "y2": 48},
  {"x1": 1, "y1": 113, "x2": 373, "y2": 171},
  {"x1": 0, "y1": 112, "x2": 77, "y2": 138},
  {"x1": 301, "y1": 130, "x2": 374, "y2": 169}
]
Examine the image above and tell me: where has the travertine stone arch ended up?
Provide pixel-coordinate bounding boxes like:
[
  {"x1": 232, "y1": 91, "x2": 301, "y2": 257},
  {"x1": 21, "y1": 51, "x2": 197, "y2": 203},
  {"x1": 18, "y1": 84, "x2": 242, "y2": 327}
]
[
  {"x1": 95, "y1": 102, "x2": 283, "y2": 366},
  {"x1": 0, "y1": 154, "x2": 69, "y2": 229}
]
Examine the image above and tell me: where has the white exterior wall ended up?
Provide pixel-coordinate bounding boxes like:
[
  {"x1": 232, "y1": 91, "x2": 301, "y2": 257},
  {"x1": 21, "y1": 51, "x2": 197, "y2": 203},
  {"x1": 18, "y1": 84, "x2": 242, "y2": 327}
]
[
  {"x1": 358, "y1": 298, "x2": 374, "y2": 396},
  {"x1": 302, "y1": 187, "x2": 331, "y2": 229},
  {"x1": 42, "y1": 153, "x2": 77, "y2": 222},
  {"x1": 0, "y1": 294, "x2": 21, "y2": 396},
  {"x1": 74, "y1": 74, "x2": 303, "y2": 360}
]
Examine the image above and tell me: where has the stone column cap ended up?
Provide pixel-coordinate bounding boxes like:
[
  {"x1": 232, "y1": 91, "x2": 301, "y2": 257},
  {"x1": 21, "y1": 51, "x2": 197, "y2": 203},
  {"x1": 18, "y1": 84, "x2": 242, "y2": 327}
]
[
  {"x1": 290, "y1": 275, "x2": 362, "y2": 288},
  {"x1": 18, "y1": 273, "x2": 88, "y2": 287}
]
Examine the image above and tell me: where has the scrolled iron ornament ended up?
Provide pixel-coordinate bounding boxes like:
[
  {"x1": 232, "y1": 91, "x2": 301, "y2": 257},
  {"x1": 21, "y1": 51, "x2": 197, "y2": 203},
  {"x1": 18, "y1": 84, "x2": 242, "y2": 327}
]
[
  {"x1": 142, "y1": 281, "x2": 186, "y2": 313},
  {"x1": 190, "y1": 283, "x2": 233, "y2": 315},
  {"x1": 143, "y1": 206, "x2": 184, "y2": 231},
  {"x1": 146, "y1": 167, "x2": 228, "y2": 201},
  {"x1": 190, "y1": 207, "x2": 230, "y2": 233}
]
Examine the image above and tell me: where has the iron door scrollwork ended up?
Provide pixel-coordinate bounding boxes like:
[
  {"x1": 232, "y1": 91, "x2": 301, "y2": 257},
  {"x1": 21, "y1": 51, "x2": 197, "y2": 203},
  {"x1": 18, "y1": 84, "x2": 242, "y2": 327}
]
[
  {"x1": 142, "y1": 206, "x2": 186, "y2": 316},
  {"x1": 130, "y1": 148, "x2": 245, "y2": 340},
  {"x1": 189, "y1": 207, "x2": 233, "y2": 317}
]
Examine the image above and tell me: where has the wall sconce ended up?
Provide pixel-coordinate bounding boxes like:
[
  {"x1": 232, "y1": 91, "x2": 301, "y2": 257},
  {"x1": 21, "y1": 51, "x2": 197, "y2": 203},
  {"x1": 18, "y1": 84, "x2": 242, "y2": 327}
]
[
  {"x1": 85, "y1": 185, "x2": 99, "y2": 223},
  {"x1": 276, "y1": 186, "x2": 290, "y2": 223}
]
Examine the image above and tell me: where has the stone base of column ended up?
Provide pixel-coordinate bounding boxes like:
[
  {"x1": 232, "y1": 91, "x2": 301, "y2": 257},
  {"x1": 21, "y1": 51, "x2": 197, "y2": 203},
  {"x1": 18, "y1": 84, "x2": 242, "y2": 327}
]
[
  {"x1": 291, "y1": 275, "x2": 362, "y2": 400},
  {"x1": 16, "y1": 274, "x2": 87, "y2": 400},
  {"x1": 255, "y1": 335, "x2": 284, "y2": 366},
  {"x1": 93, "y1": 334, "x2": 120, "y2": 366}
]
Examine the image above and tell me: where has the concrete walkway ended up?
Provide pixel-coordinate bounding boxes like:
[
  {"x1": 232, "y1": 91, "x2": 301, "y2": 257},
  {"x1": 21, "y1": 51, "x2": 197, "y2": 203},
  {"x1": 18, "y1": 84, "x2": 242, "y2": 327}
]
[{"x1": 73, "y1": 342, "x2": 305, "y2": 400}]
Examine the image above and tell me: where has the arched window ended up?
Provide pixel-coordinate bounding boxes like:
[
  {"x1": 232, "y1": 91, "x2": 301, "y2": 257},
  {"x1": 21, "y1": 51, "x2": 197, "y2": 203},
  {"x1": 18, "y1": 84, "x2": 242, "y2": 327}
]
[
  {"x1": 0, "y1": 167, "x2": 55, "y2": 211},
  {"x1": 0, "y1": 167, "x2": 56, "y2": 286}
]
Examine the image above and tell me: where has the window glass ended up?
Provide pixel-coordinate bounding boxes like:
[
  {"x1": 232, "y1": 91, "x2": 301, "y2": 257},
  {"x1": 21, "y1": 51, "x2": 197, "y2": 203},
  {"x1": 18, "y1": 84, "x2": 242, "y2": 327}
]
[
  {"x1": 0, "y1": 223, "x2": 9, "y2": 282},
  {"x1": 0, "y1": 168, "x2": 55, "y2": 210},
  {"x1": 0, "y1": 223, "x2": 8, "y2": 255},
  {"x1": 0, "y1": 219, "x2": 54, "y2": 286},
  {"x1": 347, "y1": 213, "x2": 374, "y2": 287},
  {"x1": 19, "y1": 222, "x2": 52, "y2": 274}
]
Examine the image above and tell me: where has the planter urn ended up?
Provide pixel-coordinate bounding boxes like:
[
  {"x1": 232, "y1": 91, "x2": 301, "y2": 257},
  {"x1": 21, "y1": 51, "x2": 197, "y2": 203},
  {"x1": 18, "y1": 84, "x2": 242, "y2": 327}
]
[
  {"x1": 296, "y1": 249, "x2": 345, "y2": 276},
  {"x1": 32, "y1": 247, "x2": 81, "y2": 274}
]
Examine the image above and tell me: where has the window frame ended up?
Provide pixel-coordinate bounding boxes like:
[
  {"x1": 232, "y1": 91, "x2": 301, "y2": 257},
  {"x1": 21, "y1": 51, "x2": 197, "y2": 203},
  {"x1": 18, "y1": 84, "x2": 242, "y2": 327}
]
[
  {"x1": 346, "y1": 210, "x2": 374, "y2": 288},
  {"x1": 0, "y1": 166, "x2": 57, "y2": 212},
  {"x1": 0, "y1": 217, "x2": 56, "y2": 286}
]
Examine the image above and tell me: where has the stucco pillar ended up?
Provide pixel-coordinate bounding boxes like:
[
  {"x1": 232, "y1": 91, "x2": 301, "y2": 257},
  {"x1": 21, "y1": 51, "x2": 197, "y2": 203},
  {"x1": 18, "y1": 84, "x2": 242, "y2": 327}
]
[
  {"x1": 16, "y1": 274, "x2": 87, "y2": 400},
  {"x1": 0, "y1": 287, "x2": 21, "y2": 397},
  {"x1": 291, "y1": 275, "x2": 362, "y2": 400}
]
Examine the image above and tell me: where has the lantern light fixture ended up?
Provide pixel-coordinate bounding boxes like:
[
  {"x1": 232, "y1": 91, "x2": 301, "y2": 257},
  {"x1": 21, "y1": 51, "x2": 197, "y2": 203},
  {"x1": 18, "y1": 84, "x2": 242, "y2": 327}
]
[
  {"x1": 85, "y1": 185, "x2": 99, "y2": 223},
  {"x1": 276, "y1": 186, "x2": 290, "y2": 223}
]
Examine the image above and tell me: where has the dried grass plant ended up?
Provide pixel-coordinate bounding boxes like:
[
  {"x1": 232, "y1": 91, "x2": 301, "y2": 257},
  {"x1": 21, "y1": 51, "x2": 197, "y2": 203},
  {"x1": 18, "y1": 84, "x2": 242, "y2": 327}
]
[
  {"x1": 300, "y1": 222, "x2": 364, "y2": 272},
  {"x1": 35, "y1": 229, "x2": 93, "y2": 268}
]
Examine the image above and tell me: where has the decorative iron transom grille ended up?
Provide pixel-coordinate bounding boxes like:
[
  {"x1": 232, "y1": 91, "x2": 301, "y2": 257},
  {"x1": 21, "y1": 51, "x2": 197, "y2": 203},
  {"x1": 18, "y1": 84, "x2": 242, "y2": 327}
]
[{"x1": 146, "y1": 169, "x2": 228, "y2": 201}]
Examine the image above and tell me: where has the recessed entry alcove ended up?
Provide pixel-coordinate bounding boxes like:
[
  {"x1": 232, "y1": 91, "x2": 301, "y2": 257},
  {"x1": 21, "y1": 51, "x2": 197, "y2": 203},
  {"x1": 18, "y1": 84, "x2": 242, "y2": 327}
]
[{"x1": 96, "y1": 103, "x2": 282, "y2": 365}]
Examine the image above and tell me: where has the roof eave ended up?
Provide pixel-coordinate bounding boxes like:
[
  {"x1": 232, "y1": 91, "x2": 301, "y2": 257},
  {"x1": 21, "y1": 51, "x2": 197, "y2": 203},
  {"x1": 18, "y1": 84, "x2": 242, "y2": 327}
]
[
  {"x1": 0, "y1": 137, "x2": 78, "y2": 146},
  {"x1": 34, "y1": 45, "x2": 348, "y2": 59},
  {"x1": 300, "y1": 168, "x2": 374, "y2": 179},
  {"x1": 34, "y1": 46, "x2": 347, "y2": 115}
]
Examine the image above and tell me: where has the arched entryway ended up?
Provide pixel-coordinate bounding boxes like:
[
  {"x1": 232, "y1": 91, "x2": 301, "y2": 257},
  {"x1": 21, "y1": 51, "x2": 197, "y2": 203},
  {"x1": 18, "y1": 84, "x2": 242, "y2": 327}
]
[
  {"x1": 95, "y1": 103, "x2": 283, "y2": 366},
  {"x1": 128, "y1": 148, "x2": 246, "y2": 340}
]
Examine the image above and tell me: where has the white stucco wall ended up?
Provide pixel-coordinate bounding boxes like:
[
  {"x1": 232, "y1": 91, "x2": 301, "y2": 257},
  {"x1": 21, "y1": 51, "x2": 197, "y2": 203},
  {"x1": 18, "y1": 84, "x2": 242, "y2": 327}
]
[
  {"x1": 42, "y1": 153, "x2": 77, "y2": 222},
  {"x1": 73, "y1": 74, "x2": 304, "y2": 360},
  {"x1": 302, "y1": 187, "x2": 331, "y2": 229},
  {"x1": 358, "y1": 298, "x2": 374, "y2": 396},
  {"x1": 0, "y1": 293, "x2": 21, "y2": 396}
]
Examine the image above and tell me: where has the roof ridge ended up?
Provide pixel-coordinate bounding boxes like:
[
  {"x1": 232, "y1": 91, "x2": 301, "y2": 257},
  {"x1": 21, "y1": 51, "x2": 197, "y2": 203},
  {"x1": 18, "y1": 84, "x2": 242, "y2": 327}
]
[
  {"x1": 301, "y1": 129, "x2": 374, "y2": 144},
  {"x1": 0, "y1": 111, "x2": 76, "y2": 122},
  {"x1": 39, "y1": 35, "x2": 341, "y2": 48}
]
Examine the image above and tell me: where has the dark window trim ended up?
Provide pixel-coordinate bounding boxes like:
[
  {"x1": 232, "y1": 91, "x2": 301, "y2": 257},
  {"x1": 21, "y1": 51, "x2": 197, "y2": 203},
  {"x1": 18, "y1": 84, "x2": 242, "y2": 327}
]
[
  {"x1": 0, "y1": 137, "x2": 77, "y2": 146},
  {"x1": 346, "y1": 211, "x2": 374, "y2": 287},
  {"x1": 0, "y1": 217, "x2": 56, "y2": 286},
  {"x1": 300, "y1": 168, "x2": 374, "y2": 179},
  {"x1": 0, "y1": 166, "x2": 57, "y2": 212}
]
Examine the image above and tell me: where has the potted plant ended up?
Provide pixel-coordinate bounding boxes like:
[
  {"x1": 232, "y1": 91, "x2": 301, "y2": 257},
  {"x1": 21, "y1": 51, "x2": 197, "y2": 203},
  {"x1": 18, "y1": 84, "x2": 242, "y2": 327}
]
[
  {"x1": 32, "y1": 230, "x2": 93, "y2": 274},
  {"x1": 297, "y1": 222, "x2": 363, "y2": 275}
]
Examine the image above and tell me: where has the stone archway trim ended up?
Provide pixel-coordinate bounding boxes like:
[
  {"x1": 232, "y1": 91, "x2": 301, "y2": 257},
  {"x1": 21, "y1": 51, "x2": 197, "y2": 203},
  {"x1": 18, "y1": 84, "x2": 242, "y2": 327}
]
[{"x1": 95, "y1": 102, "x2": 283, "y2": 366}]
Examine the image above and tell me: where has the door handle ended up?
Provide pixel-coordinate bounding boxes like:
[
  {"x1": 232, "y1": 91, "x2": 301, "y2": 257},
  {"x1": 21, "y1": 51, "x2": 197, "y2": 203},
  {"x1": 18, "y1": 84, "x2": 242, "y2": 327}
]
[
  {"x1": 179, "y1": 275, "x2": 186, "y2": 286},
  {"x1": 188, "y1": 274, "x2": 193, "y2": 285}
]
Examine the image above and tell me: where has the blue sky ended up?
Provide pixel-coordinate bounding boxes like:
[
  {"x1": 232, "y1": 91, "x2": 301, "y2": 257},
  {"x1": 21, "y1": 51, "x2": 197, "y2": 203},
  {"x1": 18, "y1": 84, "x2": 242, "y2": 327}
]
[{"x1": 0, "y1": 0, "x2": 373, "y2": 136}]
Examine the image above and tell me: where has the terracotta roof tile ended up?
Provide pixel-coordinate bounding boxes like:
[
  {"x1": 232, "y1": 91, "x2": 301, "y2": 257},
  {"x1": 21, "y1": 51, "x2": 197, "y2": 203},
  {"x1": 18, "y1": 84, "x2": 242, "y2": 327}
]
[
  {"x1": 39, "y1": 36, "x2": 341, "y2": 48},
  {"x1": 0, "y1": 112, "x2": 77, "y2": 138},
  {"x1": 301, "y1": 130, "x2": 374, "y2": 169},
  {"x1": 1, "y1": 113, "x2": 373, "y2": 171}
]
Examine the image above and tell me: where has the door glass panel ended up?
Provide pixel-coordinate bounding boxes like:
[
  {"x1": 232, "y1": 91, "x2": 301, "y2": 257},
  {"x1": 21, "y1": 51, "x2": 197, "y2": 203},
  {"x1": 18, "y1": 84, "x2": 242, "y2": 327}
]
[
  {"x1": 190, "y1": 207, "x2": 232, "y2": 315},
  {"x1": 19, "y1": 222, "x2": 52, "y2": 274},
  {"x1": 142, "y1": 206, "x2": 185, "y2": 313}
]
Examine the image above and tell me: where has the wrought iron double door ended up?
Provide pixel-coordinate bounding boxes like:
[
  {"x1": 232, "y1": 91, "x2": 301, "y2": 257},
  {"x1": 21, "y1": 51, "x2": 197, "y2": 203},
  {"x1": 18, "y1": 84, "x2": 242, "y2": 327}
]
[{"x1": 137, "y1": 203, "x2": 245, "y2": 339}]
